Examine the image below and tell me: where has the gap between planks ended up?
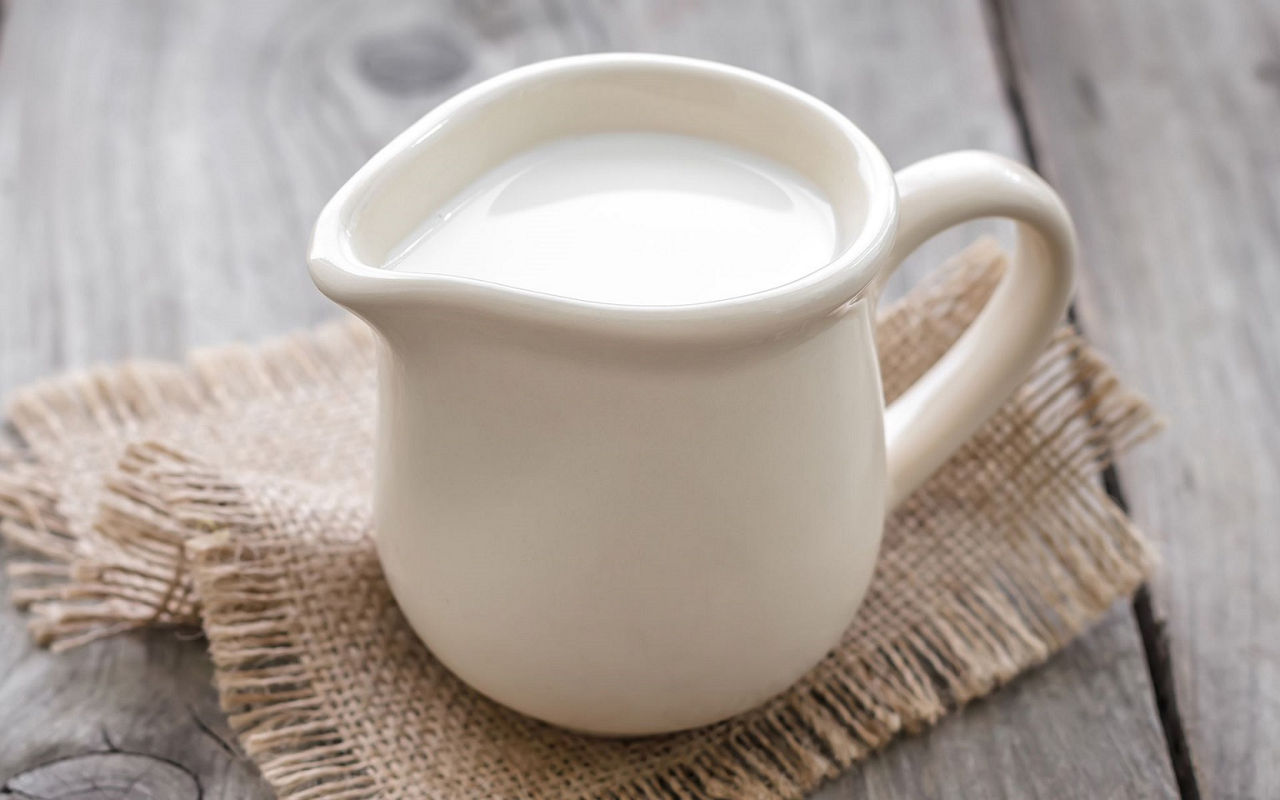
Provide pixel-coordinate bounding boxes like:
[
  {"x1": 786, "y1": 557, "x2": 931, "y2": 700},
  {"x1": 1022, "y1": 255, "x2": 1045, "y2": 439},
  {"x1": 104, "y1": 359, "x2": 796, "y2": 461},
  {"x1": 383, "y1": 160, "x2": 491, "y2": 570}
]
[{"x1": 980, "y1": 0, "x2": 1201, "y2": 797}]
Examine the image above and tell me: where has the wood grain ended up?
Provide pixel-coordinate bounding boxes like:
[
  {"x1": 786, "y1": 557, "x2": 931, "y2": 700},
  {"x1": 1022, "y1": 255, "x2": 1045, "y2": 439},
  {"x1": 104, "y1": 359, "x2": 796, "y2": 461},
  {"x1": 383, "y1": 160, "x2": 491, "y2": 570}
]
[
  {"x1": 0, "y1": 585, "x2": 272, "y2": 798},
  {"x1": 0, "y1": 1, "x2": 1176, "y2": 797},
  {"x1": 1, "y1": 752, "x2": 201, "y2": 800},
  {"x1": 1001, "y1": 0, "x2": 1280, "y2": 796}
]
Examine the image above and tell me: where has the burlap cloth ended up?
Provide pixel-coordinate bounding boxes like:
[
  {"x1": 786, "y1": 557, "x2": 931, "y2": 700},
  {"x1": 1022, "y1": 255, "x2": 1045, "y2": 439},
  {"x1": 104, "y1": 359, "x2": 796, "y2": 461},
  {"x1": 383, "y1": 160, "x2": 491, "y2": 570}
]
[{"x1": 0, "y1": 239, "x2": 1158, "y2": 799}]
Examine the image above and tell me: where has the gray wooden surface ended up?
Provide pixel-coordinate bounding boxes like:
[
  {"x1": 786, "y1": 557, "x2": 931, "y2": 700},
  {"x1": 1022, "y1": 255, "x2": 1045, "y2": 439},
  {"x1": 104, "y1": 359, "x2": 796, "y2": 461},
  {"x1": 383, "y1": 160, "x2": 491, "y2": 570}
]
[
  {"x1": 0, "y1": 0, "x2": 1261, "y2": 797},
  {"x1": 1000, "y1": 1, "x2": 1280, "y2": 797}
]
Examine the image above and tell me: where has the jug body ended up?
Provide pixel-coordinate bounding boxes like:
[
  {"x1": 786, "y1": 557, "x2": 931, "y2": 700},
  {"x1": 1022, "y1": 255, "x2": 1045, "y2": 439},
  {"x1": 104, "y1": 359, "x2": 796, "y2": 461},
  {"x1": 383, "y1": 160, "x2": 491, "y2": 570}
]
[{"x1": 372, "y1": 302, "x2": 887, "y2": 734}]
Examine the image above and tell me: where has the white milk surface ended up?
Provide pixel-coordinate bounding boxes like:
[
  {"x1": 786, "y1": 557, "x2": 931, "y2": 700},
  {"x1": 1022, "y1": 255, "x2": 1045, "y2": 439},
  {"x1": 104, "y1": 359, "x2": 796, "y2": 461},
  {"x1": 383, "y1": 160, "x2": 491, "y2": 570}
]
[{"x1": 385, "y1": 132, "x2": 838, "y2": 306}]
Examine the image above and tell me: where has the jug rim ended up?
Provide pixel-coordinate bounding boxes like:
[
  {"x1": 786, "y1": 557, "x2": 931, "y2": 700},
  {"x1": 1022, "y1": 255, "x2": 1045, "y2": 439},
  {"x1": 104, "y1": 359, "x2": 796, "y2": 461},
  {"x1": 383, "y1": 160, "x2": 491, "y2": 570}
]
[{"x1": 309, "y1": 53, "x2": 898, "y2": 345}]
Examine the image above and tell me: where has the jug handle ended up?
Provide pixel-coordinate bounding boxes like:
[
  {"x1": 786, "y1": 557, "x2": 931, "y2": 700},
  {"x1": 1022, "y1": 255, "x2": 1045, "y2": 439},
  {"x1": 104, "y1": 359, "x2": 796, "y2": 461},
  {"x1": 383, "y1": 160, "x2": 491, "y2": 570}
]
[{"x1": 879, "y1": 151, "x2": 1077, "y2": 509}]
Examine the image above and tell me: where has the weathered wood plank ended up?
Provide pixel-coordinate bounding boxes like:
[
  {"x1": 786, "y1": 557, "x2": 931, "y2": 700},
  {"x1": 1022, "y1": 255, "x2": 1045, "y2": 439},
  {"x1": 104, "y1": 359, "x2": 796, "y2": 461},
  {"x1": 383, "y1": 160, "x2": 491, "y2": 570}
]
[
  {"x1": 1001, "y1": 0, "x2": 1280, "y2": 796},
  {"x1": 0, "y1": 565, "x2": 272, "y2": 798},
  {"x1": 0, "y1": 753, "x2": 201, "y2": 800},
  {"x1": 0, "y1": 1, "x2": 1175, "y2": 797}
]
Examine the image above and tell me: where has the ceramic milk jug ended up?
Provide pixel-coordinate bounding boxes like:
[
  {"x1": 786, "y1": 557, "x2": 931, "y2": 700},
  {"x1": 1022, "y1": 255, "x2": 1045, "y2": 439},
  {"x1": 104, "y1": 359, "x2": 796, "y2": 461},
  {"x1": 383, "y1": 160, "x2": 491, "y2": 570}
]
[{"x1": 308, "y1": 54, "x2": 1075, "y2": 735}]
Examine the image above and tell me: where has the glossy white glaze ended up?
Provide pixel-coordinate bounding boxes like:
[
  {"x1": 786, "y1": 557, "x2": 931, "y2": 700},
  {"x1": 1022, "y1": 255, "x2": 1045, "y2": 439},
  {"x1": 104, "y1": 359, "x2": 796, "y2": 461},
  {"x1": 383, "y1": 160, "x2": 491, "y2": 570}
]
[{"x1": 309, "y1": 54, "x2": 1076, "y2": 735}]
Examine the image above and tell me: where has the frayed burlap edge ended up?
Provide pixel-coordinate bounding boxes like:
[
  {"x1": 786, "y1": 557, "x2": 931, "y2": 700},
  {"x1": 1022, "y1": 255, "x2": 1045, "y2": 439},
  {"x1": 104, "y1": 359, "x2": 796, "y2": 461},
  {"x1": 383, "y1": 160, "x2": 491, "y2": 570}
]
[{"x1": 0, "y1": 321, "x2": 373, "y2": 648}]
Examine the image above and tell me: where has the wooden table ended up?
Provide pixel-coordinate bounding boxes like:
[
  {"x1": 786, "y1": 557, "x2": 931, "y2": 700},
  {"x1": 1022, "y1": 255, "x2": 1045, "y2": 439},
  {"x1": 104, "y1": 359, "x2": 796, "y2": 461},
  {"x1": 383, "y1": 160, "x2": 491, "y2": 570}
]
[{"x1": 0, "y1": 1, "x2": 1273, "y2": 797}]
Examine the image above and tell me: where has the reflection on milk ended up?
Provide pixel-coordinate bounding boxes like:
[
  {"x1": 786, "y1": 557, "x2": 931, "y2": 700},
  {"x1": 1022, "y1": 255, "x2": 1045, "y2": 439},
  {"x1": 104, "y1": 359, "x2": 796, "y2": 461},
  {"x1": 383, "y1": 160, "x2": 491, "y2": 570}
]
[{"x1": 384, "y1": 132, "x2": 838, "y2": 306}]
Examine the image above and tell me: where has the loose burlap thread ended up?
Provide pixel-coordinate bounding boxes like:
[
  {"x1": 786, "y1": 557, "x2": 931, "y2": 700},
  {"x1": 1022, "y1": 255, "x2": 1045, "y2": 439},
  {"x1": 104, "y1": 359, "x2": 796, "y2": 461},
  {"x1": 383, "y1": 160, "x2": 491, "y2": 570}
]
[{"x1": 0, "y1": 240, "x2": 1159, "y2": 799}]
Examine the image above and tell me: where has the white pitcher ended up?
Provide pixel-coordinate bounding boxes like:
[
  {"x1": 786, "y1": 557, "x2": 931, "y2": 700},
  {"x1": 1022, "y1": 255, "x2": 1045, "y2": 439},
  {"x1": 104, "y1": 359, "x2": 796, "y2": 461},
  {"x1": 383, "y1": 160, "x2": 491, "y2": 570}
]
[{"x1": 308, "y1": 54, "x2": 1075, "y2": 736}]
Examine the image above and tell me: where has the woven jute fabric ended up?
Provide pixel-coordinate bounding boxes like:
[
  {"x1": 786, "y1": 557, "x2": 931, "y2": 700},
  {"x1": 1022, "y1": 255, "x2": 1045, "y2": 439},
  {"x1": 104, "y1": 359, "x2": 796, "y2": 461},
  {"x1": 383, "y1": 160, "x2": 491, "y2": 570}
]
[{"x1": 0, "y1": 240, "x2": 1159, "y2": 799}]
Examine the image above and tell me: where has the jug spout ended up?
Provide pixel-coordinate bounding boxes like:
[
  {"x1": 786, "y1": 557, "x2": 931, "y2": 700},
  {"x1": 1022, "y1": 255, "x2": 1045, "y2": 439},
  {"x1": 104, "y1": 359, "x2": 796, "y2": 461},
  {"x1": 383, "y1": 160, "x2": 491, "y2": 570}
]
[
  {"x1": 307, "y1": 253, "x2": 385, "y2": 328},
  {"x1": 307, "y1": 193, "x2": 419, "y2": 333},
  {"x1": 307, "y1": 207, "x2": 477, "y2": 340}
]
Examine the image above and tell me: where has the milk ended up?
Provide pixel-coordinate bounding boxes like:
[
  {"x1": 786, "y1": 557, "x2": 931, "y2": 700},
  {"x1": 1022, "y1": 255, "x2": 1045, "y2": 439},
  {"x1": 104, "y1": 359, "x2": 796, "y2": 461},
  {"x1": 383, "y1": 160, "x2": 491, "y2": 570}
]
[{"x1": 384, "y1": 132, "x2": 838, "y2": 306}]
